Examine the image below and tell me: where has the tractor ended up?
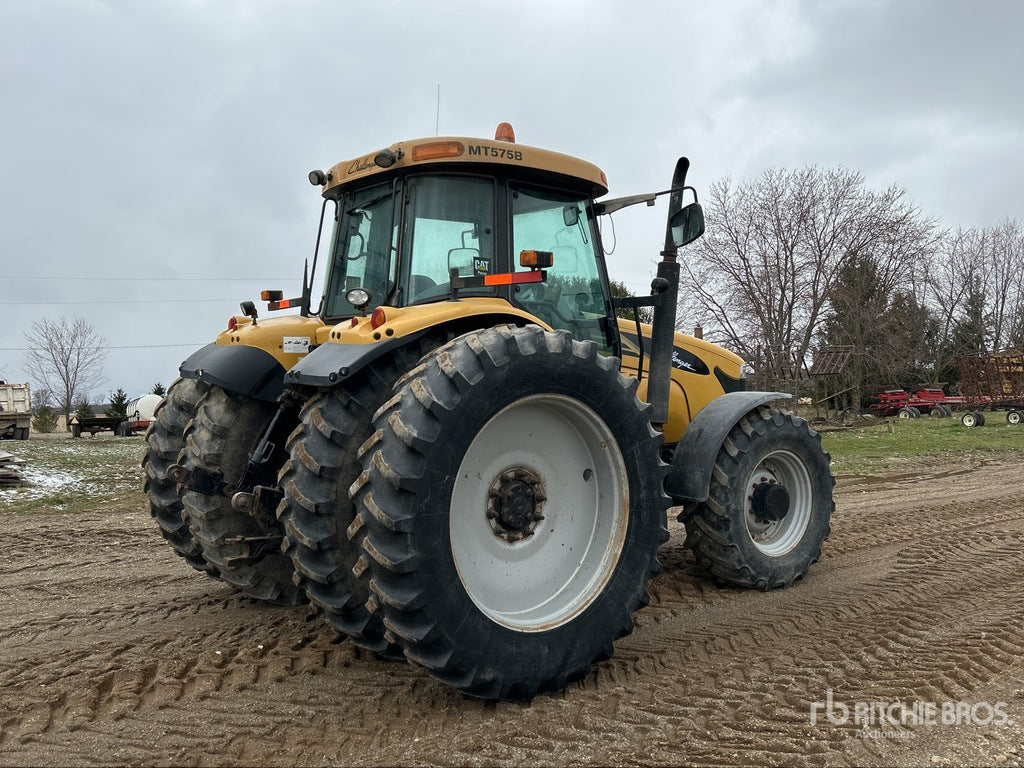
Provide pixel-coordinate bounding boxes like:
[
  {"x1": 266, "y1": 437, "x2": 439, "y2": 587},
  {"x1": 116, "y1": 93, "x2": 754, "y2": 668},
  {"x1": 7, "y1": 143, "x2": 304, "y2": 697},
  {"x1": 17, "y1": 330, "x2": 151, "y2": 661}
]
[{"x1": 143, "y1": 122, "x2": 834, "y2": 700}]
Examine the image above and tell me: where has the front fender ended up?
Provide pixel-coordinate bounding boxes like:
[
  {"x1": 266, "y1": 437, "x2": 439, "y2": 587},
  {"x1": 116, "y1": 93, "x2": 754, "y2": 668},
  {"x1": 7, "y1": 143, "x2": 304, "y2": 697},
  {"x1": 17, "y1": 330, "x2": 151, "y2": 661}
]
[
  {"x1": 180, "y1": 343, "x2": 285, "y2": 402},
  {"x1": 665, "y1": 391, "x2": 792, "y2": 503}
]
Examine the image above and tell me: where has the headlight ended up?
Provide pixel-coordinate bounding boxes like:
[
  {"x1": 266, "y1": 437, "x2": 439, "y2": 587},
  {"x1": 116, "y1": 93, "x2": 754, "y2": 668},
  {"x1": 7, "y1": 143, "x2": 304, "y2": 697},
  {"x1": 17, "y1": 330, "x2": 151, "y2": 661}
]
[{"x1": 346, "y1": 288, "x2": 371, "y2": 310}]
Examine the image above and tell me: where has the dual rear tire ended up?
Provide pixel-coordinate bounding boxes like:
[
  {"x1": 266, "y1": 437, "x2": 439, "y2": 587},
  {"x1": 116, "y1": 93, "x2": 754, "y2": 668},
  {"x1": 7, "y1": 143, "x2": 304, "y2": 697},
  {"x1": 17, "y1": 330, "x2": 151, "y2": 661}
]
[{"x1": 351, "y1": 325, "x2": 669, "y2": 700}]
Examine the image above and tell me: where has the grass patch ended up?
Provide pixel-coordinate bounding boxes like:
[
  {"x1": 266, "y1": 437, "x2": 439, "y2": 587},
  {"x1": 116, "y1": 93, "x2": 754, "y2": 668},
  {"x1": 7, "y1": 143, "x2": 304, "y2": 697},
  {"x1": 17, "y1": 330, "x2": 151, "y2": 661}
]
[
  {"x1": 820, "y1": 415, "x2": 1024, "y2": 474},
  {"x1": 0, "y1": 437, "x2": 145, "y2": 515},
  {"x1": 2, "y1": 416, "x2": 1022, "y2": 513}
]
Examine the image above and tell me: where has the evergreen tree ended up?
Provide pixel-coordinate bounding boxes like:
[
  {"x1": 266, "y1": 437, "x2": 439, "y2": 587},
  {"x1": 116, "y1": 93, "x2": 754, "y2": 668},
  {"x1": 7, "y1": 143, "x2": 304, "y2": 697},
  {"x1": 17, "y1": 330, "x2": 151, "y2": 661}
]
[
  {"x1": 609, "y1": 279, "x2": 653, "y2": 324},
  {"x1": 32, "y1": 405, "x2": 58, "y2": 433},
  {"x1": 74, "y1": 398, "x2": 94, "y2": 420},
  {"x1": 106, "y1": 388, "x2": 130, "y2": 419}
]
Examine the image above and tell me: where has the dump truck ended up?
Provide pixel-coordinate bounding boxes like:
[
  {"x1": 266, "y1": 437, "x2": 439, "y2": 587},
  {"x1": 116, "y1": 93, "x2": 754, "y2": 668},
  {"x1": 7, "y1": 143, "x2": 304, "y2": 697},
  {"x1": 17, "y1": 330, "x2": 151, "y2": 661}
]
[
  {"x1": 0, "y1": 382, "x2": 31, "y2": 440},
  {"x1": 145, "y1": 123, "x2": 834, "y2": 700}
]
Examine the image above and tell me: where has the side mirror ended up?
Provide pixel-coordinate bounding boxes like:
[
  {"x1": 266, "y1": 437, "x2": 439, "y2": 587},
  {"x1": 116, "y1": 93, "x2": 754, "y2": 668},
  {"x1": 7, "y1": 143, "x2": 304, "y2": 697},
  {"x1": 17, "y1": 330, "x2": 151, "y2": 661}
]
[
  {"x1": 448, "y1": 247, "x2": 479, "y2": 278},
  {"x1": 562, "y1": 205, "x2": 580, "y2": 227},
  {"x1": 668, "y1": 203, "x2": 705, "y2": 248}
]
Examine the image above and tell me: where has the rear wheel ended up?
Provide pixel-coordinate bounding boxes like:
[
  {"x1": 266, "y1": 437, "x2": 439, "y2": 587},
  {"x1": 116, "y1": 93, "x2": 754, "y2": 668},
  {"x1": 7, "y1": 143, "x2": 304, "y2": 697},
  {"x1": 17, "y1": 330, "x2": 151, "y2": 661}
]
[
  {"x1": 684, "y1": 406, "x2": 834, "y2": 590},
  {"x1": 182, "y1": 386, "x2": 305, "y2": 605},
  {"x1": 897, "y1": 407, "x2": 913, "y2": 419},
  {"x1": 1007, "y1": 410, "x2": 1021, "y2": 425},
  {"x1": 278, "y1": 336, "x2": 441, "y2": 651},
  {"x1": 961, "y1": 411, "x2": 979, "y2": 428},
  {"x1": 142, "y1": 377, "x2": 214, "y2": 574},
  {"x1": 356, "y1": 325, "x2": 668, "y2": 700}
]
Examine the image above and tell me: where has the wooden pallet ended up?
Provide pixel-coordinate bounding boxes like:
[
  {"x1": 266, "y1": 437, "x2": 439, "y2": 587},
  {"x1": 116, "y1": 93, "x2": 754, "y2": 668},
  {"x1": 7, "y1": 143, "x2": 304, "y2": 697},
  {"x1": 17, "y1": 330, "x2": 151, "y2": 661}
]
[{"x1": 0, "y1": 449, "x2": 26, "y2": 487}]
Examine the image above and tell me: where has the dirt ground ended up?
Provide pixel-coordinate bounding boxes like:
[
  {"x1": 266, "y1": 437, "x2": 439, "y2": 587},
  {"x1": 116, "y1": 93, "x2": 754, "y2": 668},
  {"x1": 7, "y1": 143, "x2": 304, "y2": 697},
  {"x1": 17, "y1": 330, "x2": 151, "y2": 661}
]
[{"x1": 1, "y1": 454, "x2": 1023, "y2": 767}]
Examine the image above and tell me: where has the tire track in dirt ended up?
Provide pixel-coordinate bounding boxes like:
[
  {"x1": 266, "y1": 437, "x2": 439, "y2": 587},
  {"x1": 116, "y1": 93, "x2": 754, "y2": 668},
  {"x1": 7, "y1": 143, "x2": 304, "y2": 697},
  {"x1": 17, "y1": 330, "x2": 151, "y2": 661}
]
[{"x1": 1, "y1": 461, "x2": 1022, "y2": 766}]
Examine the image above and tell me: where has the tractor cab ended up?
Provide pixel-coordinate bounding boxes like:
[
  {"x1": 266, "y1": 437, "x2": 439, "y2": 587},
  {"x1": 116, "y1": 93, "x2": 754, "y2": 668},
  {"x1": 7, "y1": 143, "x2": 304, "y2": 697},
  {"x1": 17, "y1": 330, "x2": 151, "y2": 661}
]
[{"x1": 309, "y1": 124, "x2": 618, "y2": 352}]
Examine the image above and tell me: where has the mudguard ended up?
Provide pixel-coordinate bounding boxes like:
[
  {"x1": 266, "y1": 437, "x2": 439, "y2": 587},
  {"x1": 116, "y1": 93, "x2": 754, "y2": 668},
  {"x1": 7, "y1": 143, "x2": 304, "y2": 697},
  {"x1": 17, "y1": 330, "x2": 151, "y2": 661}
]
[
  {"x1": 665, "y1": 391, "x2": 792, "y2": 503},
  {"x1": 180, "y1": 343, "x2": 285, "y2": 402},
  {"x1": 284, "y1": 330, "x2": 430, "y2": 389}
]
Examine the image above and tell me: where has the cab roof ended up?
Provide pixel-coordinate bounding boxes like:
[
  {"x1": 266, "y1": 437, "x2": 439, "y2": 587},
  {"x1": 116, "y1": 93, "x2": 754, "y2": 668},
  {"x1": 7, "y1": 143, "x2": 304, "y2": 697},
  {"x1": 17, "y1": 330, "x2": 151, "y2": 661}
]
[{"x1": 316, "y1": 124, "x2": 609, "y2": 198}]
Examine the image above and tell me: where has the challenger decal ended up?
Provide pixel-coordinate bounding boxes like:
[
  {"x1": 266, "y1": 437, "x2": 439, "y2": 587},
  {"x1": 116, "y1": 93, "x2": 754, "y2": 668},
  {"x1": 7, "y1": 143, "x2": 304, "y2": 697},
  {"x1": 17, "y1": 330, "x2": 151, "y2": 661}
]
[{"x1": 621, "y1": 332, "x2": 710, "y2": 376}]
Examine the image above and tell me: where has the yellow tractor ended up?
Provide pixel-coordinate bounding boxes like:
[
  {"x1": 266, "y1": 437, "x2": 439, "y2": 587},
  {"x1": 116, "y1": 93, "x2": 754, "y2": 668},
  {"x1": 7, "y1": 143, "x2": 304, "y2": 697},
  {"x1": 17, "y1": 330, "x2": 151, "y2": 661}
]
[{"x1": 144, "y1": 123, "x2": 834, "y2": 700}]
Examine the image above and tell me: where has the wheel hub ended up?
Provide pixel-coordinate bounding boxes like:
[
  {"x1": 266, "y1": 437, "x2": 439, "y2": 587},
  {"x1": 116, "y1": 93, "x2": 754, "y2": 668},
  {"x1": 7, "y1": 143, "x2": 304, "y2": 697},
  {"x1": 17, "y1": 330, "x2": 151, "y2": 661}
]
[
  {"x1": 487, "y1": 468, "x2": 546, "y2": 542},
  {"x1": 750, "y1": 479, "x2": 790, "y2": 522}
]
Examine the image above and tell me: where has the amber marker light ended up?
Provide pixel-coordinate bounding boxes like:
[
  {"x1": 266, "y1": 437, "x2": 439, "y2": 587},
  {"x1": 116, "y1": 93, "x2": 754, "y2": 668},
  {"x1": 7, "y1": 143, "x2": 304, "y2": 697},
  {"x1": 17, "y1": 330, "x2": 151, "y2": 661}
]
[
  {"x1": 261, "y1": 290, "x2": 284, "y2": 301},
  {"x1": 370, "y1": 307, "x2": 387, "y2": 329},
  {"x1": 411, "y1": 141, "x2": 465, "y2": 162},
  {"x1": 519, "y1": 250, "x2": 554, "y2": 269},
  {"x1": 494, "y1": 122, "x2": 516, "y2": 142}
]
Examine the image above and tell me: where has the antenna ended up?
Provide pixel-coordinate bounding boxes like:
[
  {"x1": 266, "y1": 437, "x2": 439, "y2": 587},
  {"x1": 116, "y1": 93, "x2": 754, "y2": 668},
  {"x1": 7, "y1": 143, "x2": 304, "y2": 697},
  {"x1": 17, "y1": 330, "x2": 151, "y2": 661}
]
[{"x1": 435, "y1": 84, "x2": 440, "y2": 136}]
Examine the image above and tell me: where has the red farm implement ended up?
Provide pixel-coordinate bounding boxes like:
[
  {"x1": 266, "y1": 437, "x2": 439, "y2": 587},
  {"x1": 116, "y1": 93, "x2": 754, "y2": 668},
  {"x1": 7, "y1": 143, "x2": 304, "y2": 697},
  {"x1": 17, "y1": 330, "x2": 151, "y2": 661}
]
[{"x1": 868, "y1": 388, "x2": 963, "y2": 419}]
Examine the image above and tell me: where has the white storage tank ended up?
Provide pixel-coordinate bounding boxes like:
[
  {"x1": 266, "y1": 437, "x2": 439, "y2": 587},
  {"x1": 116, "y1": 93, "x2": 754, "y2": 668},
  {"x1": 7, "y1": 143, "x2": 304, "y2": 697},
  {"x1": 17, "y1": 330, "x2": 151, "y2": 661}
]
[{"x1": 126, "y1": 394, "x2": 163, "y2": 430}]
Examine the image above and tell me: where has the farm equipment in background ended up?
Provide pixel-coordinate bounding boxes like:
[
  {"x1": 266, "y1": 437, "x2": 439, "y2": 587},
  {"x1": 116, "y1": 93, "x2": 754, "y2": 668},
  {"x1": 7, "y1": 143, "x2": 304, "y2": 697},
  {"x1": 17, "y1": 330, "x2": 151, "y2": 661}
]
[
  {"x1": 69, "y1": 394, "x2": 163, "y2": 437},
  {"x1": 144, "y1": 123, "x2": 835, "y2": 700},
  {"x1": 0, "y1": 382, "x2": 31, "y2": 440},
  {"x1": 955, "y1": 349, "x2": 1024, "y2": 427},
  {"x1": 868, "y1": 388, "x2": 963, "y2": 419}
]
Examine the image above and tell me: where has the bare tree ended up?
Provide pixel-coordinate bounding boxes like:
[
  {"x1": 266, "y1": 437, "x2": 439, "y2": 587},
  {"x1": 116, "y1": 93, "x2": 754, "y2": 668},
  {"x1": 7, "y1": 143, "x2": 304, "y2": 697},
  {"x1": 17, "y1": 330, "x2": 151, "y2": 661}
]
[
  {"x1": 926, "y1": 219, "x2": 1024, "y2": 373},
  {"x1": 679, "y1": 166, "x2": 936, "y2": 386},
  {"x1": 23, "y1": 316, "x2": 108, "y2": 425}
]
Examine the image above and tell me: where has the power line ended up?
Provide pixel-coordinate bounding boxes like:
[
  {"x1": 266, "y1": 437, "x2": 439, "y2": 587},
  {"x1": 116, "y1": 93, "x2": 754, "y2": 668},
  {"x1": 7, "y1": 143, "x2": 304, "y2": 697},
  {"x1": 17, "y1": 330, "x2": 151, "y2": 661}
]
[
  {"x1": 5, "y1": 299, "x2": 259, "y2": 306},
  {"x1": 5, "y1": 276, "x2": 293, "y2": 282},
  {"x1": 0, "y1": 343, "x2": 206, "y2": 351}
]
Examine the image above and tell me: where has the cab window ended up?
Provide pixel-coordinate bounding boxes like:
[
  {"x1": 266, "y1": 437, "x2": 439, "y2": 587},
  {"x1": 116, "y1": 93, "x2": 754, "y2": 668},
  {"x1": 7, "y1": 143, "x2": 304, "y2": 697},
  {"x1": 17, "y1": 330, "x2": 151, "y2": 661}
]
[
  {"x1": 510, "y1": 186, "x2": 612, "y2": 351},
  {"x1": 322, "y1": 182, "x2": 398, "y2": 317},
  {"x1": 400, "y1": 175, "x2": 496, "y2": 304}
]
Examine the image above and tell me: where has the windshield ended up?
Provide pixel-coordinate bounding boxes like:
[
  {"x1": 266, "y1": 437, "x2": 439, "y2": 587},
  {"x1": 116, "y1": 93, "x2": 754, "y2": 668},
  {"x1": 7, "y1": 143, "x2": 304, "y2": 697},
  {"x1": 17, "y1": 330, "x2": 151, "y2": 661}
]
[
  {"x1": 322, "y1": 181, "x2": 398, "y2": 317},
  {"x1": 399, "y1": 175, "x2": 496, "y2": 304},
  {"x1": 511, "y1": 186, "x2": 613, "y2": 352}
]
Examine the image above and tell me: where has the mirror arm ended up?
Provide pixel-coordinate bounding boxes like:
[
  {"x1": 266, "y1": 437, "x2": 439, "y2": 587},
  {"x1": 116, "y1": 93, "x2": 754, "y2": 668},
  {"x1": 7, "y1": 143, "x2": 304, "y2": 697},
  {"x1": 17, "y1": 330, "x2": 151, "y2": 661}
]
[{"x1": 594, "y1": 185, "x2": 699, "y2": 216}]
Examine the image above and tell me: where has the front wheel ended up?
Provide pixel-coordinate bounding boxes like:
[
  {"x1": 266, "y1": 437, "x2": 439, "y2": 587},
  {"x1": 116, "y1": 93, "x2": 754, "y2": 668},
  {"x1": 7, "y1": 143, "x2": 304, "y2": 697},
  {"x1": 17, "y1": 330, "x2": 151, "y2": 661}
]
[
  {"x1": 355, "y1": 325, "x2": 668, "y2": 700},
  {"x1": 684, "y1": 406, "x2": 834, "y2": 590},
  {"x1": 1007, "y1": 410, "x2": 1022, "y2": 425}
]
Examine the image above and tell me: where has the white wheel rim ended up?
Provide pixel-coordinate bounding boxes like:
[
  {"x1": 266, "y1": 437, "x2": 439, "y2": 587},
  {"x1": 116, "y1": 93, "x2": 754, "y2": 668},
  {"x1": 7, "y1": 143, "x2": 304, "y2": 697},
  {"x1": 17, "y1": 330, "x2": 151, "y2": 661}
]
[
  {"x1": 449, "y1": 394, "x2": 628, "y2": 632},
  {"x1": 744, "y1": 449, "x2": 813, "y2": 557}
]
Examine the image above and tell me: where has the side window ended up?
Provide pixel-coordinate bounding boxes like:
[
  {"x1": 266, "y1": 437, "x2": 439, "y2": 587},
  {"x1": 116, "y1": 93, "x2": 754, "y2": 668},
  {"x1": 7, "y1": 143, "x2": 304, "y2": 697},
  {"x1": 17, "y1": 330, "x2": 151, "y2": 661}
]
[
  {"x1": 323, "y1": 182, "x2": 398, "y2": 317},
  {"x1": 511, "y1": 187, "x2": 611, "y2": 351},
  {"x1": 401, "y1": 176, "x2": 495, "y2": 304}
]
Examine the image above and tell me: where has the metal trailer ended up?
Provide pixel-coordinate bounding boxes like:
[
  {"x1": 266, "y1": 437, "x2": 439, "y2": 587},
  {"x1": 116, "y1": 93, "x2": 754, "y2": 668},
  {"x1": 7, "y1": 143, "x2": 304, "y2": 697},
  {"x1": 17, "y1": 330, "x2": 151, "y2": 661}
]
[{"x1": 954, "y1": 349, "x2": 1024, "y2": 426}]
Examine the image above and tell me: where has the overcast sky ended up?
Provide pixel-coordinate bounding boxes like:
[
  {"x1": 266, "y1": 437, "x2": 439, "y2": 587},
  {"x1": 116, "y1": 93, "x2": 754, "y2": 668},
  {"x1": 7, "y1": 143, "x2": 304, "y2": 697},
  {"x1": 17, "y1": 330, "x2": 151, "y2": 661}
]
[{"x1": 2, "y1": 0, "x2": 1023, "y2": 401}]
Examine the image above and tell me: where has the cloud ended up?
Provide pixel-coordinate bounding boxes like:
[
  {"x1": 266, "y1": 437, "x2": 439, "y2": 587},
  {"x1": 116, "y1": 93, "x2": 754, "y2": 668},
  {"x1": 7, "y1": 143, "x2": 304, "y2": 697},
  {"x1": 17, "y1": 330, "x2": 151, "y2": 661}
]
[{"x1": 1, "y1": 0, "x2": 1021, "y2": 396}]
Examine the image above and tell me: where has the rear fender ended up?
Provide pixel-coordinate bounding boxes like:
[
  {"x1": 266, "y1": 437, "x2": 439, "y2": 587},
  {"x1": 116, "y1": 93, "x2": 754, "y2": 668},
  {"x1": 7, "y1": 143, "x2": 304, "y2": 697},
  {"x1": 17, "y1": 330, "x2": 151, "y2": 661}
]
[
  {"x1": 180, "y1": 343, "x2": 285, "y2": 402},
  {"x1": 286, "y1": 308, "x2": 544, "y2": 389},
  {"x1": 285, "y1": 331, "x2": 432, "y2": 388},
  {"x1": 665, "y1": 391, "x2": 792, "y2": 503}
]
